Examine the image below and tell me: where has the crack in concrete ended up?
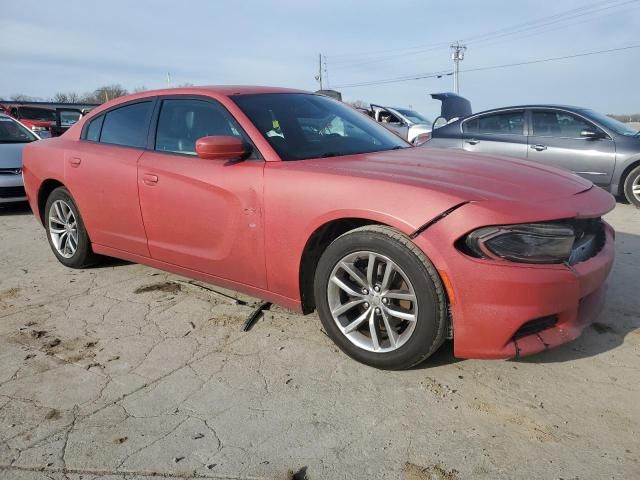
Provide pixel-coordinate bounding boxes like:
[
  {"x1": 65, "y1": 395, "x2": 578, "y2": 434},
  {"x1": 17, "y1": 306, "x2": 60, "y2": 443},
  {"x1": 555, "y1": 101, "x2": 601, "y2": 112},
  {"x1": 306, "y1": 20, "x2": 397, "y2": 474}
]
[{"x1": 0, "y1": 463, "x2": 269, "y2": 479}]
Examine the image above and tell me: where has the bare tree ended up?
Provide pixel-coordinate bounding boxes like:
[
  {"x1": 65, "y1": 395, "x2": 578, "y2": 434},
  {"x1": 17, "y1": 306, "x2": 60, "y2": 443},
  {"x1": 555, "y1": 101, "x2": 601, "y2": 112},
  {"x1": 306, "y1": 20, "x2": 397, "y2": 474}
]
[
  {"x1": 9, "y1": 94, "x2": 41, "y2": 102},
  {"x1": 609, "y1": 113, "x2": 640, "y2": 122},
  {"x1": 52, "y1": 92, "x2": 81, "y2": 103},
  {"x1": 84, "y1": 84, "x2": 129, "y2": 104}
]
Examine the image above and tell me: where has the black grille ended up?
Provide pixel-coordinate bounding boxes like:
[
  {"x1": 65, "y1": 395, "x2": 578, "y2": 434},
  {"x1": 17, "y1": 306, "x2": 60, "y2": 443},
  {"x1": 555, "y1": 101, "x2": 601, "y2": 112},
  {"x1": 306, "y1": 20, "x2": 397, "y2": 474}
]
[
  {"x1": 513, "y1": 315, "x2": 558, "y2": 339},
  {"x1": 0, "y1": 186, "x2": 26, "y2": 198},
  {"x1": 568, "y1": 218, "x2": 605, "y2": 265}
]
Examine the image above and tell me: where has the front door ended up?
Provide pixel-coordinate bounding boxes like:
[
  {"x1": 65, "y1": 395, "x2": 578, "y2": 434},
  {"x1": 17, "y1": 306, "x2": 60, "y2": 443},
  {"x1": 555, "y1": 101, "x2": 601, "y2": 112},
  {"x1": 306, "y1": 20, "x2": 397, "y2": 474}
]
[
  {"x1": 527, "y1": 109, "x2": 616, "y2": 186},
  {"x1": 461, "y1": 109, "x2": 527, "y2": 158},
  {"x1": 137, "y1": 97, "x2": 267, "y2": 288}
]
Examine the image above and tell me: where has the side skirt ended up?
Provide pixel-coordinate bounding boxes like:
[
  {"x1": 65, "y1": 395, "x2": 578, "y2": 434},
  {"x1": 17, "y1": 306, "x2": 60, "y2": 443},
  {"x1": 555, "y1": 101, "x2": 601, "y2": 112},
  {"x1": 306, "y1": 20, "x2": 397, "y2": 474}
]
[{"x1": 91, "y1": 243, "x2": 303, "y2": 313}]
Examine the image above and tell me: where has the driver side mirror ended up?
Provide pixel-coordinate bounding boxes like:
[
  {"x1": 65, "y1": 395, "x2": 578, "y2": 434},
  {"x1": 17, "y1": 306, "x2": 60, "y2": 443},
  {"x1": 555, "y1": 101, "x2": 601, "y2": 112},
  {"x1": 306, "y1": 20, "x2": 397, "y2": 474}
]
[
  {"x1": 580, "y1": 129, "x2": 603, "y2": 139},
  {"x1": 195, "y1": 136, "x2": 249, "y2": 161}
]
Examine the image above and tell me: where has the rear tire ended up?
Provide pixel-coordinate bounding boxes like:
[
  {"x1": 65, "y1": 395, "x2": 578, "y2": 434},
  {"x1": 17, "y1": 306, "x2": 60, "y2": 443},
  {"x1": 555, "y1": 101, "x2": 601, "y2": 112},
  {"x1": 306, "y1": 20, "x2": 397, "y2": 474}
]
[
  {"x1": 623, "y1": 165, "x2": 640, "y2": 208},
  {"x1": 313, "y1": 225, "x2": 448, "y2": 370},
  {"x1": 44, "y1": 187, "x2": 98, "y2": 268}
]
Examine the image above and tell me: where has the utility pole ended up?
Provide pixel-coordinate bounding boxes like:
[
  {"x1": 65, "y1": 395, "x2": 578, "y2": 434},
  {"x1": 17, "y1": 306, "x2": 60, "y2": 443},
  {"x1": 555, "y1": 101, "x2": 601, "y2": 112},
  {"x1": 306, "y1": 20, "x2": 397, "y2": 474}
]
[
  {"x1": 315, "y1": 53, "x2": 323, "y2": 90},
  {"x1": 450, "y1": 42, "x2": 466, "y2": 94},
  {"x1": 167, "y1": 72, "x2": 171, "y2": 88},
  {"x1": 323, "y1": 55, "x2": 329, "y2": 89}
]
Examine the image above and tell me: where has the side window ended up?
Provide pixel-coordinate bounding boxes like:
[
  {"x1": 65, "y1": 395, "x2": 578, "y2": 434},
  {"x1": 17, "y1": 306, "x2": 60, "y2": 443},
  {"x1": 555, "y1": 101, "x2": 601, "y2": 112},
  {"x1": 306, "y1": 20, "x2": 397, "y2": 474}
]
[
  {"x1": 155, "y1": 99, "x2": 246, "y2": 155},
  {"x1": 379, "y1": 111, "x2": 401, "y2": 124},
  {"x1": 463, "y1": 111, "x2": 524, "y2": 135},
  {"x1": 532, "y1": 111, "x2": 597, "y2": 138},
  {"x1": 84, "y1": 115, "x2": 104, "y2": 142},
  {"x1": 100, "y1": 102, "x2": 152, "y2": 148}
]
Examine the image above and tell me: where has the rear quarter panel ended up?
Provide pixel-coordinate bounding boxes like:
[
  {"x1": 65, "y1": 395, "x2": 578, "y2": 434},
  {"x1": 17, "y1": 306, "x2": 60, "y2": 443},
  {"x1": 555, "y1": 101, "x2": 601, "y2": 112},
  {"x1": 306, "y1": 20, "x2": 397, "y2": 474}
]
[{"x1": 22, "y1": 138, "x2": 68, "y2": 221}]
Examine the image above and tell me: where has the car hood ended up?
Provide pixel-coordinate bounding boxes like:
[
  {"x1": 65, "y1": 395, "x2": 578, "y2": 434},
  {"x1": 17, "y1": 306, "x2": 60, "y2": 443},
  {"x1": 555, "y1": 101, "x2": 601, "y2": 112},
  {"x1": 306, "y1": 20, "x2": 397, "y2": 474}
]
[
  {"x1": 297, "y1": 147, "x2": 593, "y2": 203},
  {"x1": 0, "y1": 143, "x2": 28, "y2": 169}
]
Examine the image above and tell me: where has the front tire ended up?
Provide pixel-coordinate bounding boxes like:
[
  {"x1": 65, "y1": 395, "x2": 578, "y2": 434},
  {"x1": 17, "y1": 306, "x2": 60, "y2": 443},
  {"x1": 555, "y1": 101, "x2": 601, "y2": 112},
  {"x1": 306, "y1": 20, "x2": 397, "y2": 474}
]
[
  {"x1": 314, "y1": 225, "x2": 448, "y2": 370},
  {"x1": 623, "y1": 165, "x2": 640, "y2": 208},
  {"x1": 44, "y1": 187, "x2": 98, "y2": 268}
]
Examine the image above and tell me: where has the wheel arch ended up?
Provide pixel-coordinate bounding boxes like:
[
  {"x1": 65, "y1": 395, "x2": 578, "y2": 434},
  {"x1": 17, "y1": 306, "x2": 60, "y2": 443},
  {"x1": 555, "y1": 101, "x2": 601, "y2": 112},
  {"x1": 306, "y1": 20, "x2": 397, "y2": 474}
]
[
  {"x1": 37, "y1": 179, "x2": 66, "y2": 225},
  {"x1": 299, "y1": 218, "x2": 389, "y2": 314},
  {"x1": 618, "y1": 157, "x2": 640, "y2": 197}
]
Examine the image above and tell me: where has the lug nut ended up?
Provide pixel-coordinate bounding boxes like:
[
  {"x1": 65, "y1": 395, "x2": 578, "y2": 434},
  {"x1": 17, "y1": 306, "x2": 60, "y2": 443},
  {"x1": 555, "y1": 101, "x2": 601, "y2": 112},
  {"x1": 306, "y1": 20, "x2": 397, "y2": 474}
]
[
  {"x1": 375, "y1": 307, "x2": 381, "y2": 314},
  {"x1": 362, "y1": 288, "x2": 369, "y2": 295},
  {"x1": 382, "y1": 298, "x2": 388, "y2": 304},
  {"x1": 363, "y1": 302, "x2": 369, "y2": 308},
  {"x1": 374, "y1": 286, "x2": 380, "y2": 292}
]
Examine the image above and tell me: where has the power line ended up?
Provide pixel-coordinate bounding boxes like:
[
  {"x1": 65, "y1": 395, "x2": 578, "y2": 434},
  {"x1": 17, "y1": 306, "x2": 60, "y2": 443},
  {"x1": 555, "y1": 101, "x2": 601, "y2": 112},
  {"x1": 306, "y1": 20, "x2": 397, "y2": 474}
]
[
  {"x1": 328, "y1": 0, "x2": 637, "y2": 68},
  {"x1": 332, "y1": 44, "x2": 640, "y2": 89}
]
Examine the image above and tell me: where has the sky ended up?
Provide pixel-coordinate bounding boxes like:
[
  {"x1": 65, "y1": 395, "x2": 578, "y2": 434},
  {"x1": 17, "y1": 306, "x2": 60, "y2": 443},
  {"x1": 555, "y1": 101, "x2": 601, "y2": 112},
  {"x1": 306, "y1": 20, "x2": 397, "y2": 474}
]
[{"x1": 2, "y1": 0, "x2": 639, "y2": 119}]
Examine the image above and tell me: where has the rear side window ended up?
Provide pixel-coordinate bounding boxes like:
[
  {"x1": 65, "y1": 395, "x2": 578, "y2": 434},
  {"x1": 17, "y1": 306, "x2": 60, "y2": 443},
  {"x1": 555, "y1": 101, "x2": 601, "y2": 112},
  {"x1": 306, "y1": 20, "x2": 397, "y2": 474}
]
[
  {"x1": 85, "y1": 115, "x2": 104, "y2": 142},
  {"x1": 100, "y1": 102, "x2": 152, "y2": 148},
  {"x1": 463, "y1": 111, "x2": 524, "y2": 135}
]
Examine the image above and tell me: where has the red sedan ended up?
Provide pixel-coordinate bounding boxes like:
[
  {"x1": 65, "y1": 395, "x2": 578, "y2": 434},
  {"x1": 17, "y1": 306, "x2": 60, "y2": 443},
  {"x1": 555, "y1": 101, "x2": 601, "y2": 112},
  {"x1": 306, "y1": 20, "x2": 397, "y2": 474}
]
[{"x1": 22, "y1": 86, "x2": 615, "y2": 369}]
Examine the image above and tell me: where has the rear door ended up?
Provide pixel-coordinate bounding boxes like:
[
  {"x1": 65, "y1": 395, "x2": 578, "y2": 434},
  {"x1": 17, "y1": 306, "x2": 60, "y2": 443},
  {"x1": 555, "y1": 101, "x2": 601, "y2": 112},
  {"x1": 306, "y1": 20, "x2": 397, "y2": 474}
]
[
  {"x1": 461, "y1": 109, "x2": 527, "y2": 158},
  {"x1": 527, "y1": 109, "x2": 616, "y2": 185},
  {"x1": 137, "y1": 96, "x2": 267, "y2": 288},
  {"x1": 66, "y1": 100, "x2": 154, "y2": 256}
]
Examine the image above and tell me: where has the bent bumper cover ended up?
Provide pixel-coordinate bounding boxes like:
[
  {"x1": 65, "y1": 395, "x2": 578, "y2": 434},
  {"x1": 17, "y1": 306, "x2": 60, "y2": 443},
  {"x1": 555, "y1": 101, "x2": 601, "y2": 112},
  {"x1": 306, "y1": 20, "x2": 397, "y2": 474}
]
[{"x1": 413, "y1": 187, "x2": 616, "y2": 359}]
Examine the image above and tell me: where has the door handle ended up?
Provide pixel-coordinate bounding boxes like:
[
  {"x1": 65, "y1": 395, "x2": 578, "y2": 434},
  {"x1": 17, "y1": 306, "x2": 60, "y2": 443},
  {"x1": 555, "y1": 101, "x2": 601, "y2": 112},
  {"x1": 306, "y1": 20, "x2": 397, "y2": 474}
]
[
  {"x1": 465, "y1": 139, "x2": 480, "y2": 145},
  {"x1": 531, "y1": 144, "x2": 547, "y2": 151},
  {"x1": 143, "y1": 173, "x2": 158, "y2": 186},
  {"x1": 69, "y1": 157, "x2": 81, "y2": 167}
]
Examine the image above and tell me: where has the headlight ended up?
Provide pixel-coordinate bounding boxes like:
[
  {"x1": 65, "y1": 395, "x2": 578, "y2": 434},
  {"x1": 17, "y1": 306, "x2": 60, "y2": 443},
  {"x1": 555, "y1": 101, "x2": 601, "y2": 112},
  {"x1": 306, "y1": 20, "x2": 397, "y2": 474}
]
[{"x1": 464, "y1": 223, "x2": 575, "y2": 264}]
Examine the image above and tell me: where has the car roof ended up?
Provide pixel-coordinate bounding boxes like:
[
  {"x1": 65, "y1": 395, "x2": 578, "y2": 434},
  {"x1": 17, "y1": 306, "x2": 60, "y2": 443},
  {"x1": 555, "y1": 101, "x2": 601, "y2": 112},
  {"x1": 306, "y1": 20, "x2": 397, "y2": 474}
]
[
  {"x1": 129, "y1": 85, "x2": 308, "y2": 97},
  {"x1": 473, "y1": 104, "x2": 588, "y2": 115}
]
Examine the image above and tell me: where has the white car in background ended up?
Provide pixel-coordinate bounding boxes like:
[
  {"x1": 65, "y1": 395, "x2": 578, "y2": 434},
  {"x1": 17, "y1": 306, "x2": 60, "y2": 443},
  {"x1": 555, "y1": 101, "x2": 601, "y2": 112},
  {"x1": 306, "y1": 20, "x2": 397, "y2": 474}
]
[
  {"x1": 370, "y1": 105, "x2": 433, "y2": 144},
  {"x1": 0, "y1": 113, "x2": 39, "y2": 204}
]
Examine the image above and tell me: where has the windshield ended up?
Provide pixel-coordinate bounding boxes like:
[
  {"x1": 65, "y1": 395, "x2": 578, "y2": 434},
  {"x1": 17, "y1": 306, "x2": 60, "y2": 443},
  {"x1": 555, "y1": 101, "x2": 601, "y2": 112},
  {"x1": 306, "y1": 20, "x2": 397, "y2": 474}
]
[
  {"x1": 232, "y1": 93, "x2": 409, "y2": 161},
  {"x1": 394, "y1": 108, "x2": 431, "y2": 125},
  {"x1": 17, "y1": 107, "x2": 56, "y2": 122},
  {"x1": 0, "y1": 116, "x2": 38, "y2": 143},
  {"x1": 582, "y1": 110, "x2": 639, "y2": 136}
]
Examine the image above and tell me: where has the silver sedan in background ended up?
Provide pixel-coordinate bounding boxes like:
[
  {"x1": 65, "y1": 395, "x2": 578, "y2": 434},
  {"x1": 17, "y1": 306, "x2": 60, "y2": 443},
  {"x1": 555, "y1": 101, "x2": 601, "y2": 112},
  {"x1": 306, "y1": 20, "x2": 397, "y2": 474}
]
[
  {"x1": 425, "y1": 104, "x2": 640, "y2": 207},
  {"x1": 0, "y1": 113, "x2": 39, "y2": 204}
]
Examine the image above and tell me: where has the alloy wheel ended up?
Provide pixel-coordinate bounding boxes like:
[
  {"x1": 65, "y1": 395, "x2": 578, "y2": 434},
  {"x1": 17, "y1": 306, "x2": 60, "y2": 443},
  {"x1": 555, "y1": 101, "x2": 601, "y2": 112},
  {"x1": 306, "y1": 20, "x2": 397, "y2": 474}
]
[
  {"x1": 633, "y1": 175, "x2": 640, "y2": 202},
  {"x1": 48, "y1": 200, "x2": 78, "y2": 258},
  {"x1": 327, "y1": 251, "x2": 418, "y2": 353}
]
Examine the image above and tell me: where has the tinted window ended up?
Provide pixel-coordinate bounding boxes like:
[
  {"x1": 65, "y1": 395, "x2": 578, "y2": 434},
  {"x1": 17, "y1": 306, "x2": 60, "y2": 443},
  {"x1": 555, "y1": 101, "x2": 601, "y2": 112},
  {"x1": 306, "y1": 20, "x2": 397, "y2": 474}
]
[
  {"x1": 155, "y1": 99, "x2": 245, "y2": 155},
  {"x1": 0, "y1": 116, "x2": 38, "y2": 143},
  {"x1": 17, "y1": 107, "x2": 56, "y2": 121},
  {"x1": 100, "y1": 102, "x2": 152, "y2": 148},
  {"x1": 532, "y1": 110, "x2": 599, "y2": 138},
  {"x1": 85, "y1": 115, "x2": 104, "y2": 142},
  {"x1": 232, "y1": 93, "x2": 408, "y2": 161},
  {"x1": 463, "y1": 111, "x2": 524, "y2": 135}
]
